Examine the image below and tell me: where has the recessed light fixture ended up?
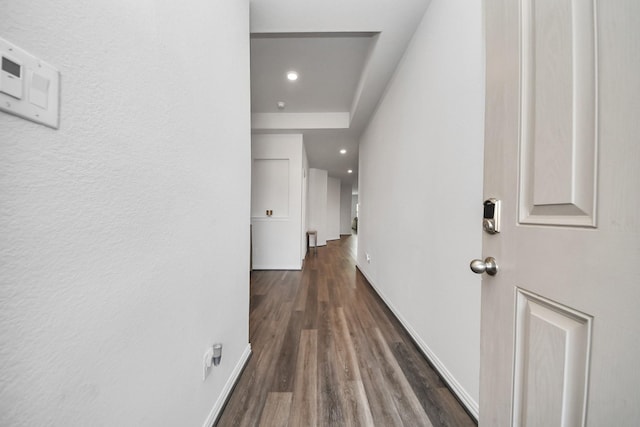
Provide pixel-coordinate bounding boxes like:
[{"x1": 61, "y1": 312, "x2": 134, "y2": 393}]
[
  {"x1": 340, "y1": 149, "x2": 347, "y2": 154},
  {"x1": 286, "y1": 71, "x2": 298, "y2": 81},
  {"x1": 348, "y1": 169, "x2": 353, "y2": 174}
]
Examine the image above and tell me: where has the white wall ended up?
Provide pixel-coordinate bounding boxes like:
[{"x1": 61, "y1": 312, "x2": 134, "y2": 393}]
[
  {"x1": 308, "y1": 168, "x2": 328, "y2": 246},
  {"x1": 351, "y1": 194, "x2": 358, "y2": 226},
  {"x1": 0, "y1": 2, "x2": 251, "y2": 426},
  {"x1": 301, "y1": 145, "x2": 310, "y2": 261},
  {"x1": 251, "y1": 134, "x2": 304, "y2": 270},
  {"x1": 340, "y1": 182, "x2": 353, "y2": 235},
  {"x1": 326, "y1": 177, "x2": 341, "y2": 241},
  {"x1": 357, "y1": 0, "x2": 484, "y2": 417}
]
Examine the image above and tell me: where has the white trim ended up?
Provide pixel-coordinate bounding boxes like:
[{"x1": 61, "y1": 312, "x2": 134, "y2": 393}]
[
  {"x1": 356, "y1": 264, "x2": 479, "y2": 421},
  {"x1": 252, "y1": 112, "x2": 350, "y2": 130},
  {"x1": 202, "y1": 344, "x2": 252, "y2": 427}
]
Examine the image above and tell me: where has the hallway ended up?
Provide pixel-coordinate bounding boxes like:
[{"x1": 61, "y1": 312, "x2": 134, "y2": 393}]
[{"x1": 217, "y1": 236, "x2": 476, "y2": 426}]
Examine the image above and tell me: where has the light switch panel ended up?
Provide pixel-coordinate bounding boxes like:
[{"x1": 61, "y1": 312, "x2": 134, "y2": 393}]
[
  {"x1": 0, "y1": 37, "x2": 60, "y2": 129},
  {"x1": 29, "y1": 72, "x2": 50, "y2": 109}
]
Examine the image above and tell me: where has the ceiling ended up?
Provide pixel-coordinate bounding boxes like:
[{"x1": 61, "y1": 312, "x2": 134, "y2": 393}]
[{"x1": 249, "y1": 0, "x2": 432, "y2": 190}]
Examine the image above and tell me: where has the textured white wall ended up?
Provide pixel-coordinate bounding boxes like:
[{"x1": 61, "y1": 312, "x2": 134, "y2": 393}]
[
  {"x1": 251, "y1": 134, "x2": 304, "y2": 270},
  {"x1": 0, "y1": 1, "x2": 251, "y2": 426},
  {"x1": 308, "y1": 168, "x2": 328, "y2": 246},
  {"x1": 340, "y1": 182, "x2": 353, "y2": 235},
  {"x1": 326, "y1": 177, "x2": 341, "y2": 241},
  {"x1": 301, "y1": 145, "x2": 309, "y2": 260},
  {"x1": 357, "y1": 0, "x2": 484, "y2": 416}
]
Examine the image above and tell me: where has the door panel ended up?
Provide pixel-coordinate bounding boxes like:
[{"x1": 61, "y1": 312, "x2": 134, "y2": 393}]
[
  {"x1": 251, "y1": 158, "x2": 290, "y2": 218},
  {"x1": 520, "y1": 0, "x2": 597, "y2": 226},
  {"x1": 481, "y1": 0, "x2": 640, "y2": 426},
  {"x1": 513, "y1": 289, "x2": 592, "y2": 426}
]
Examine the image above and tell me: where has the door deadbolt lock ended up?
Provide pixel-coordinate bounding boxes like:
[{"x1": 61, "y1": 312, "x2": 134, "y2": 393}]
[{"x1": 483, "y1": 198, "x2": 500, "y2": 234}]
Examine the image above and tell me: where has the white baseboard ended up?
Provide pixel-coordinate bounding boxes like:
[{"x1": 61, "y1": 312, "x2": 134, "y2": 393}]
[
  {"x1": 202, "y1": 344, "x2": 252, "y2": 427},
  {"x1": 252, "y1": 264, "x2": 302, "y2": 270},
  {"x1": 356, "y1": 265, "x2": 479, "y2": 421}
]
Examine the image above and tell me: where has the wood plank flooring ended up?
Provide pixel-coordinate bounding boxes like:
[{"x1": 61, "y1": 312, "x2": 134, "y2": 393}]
[{"x1": 216, "y1": 235, "x2": 476, "y2": 427}]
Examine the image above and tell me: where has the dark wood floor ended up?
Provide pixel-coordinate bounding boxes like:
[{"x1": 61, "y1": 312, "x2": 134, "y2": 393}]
[{"x1": 216, "y1": 235, "x2": 476, "y2": 426}]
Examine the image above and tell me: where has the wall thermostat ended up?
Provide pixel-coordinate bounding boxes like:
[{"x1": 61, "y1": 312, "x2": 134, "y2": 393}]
[
  {"x1": 483, "y1": 198, "x2": 500, "y2": 234},
  {"x1": 0, "y1": 37, "x2": 60, "y2": 129},
  {"x1": 1, "y1": 55, "x2": 23, "y2": 99}
]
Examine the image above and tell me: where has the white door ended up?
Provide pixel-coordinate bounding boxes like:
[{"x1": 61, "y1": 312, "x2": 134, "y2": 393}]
[
  {"x1": 251, "y1": 135, "x2": 305, "y2": 270},
  {"x1": 480, "y1": 0, "x2": 640, "y2": 426}
]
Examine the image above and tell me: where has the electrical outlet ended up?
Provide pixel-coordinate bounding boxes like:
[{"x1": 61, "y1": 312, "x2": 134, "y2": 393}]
[
  {"x1": 366, "y1": 252, "x2": 371, "y2": 263},
  {"x1": 203, "y1": 347, "x2": 214, "y2": 381},
  {"x1": 212, "y1": 343, "x2": 223, "y2": 366}
]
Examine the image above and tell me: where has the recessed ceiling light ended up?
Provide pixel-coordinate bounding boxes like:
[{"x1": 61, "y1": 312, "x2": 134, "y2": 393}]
[
  {"x1": 286, "y1": 71, "x2": 298, "y2": 81},
  {"x1": 340, "y1": 149, "x2": 347, "y2": 154},
  {"x1": 348, "y1": 169, "x2": 353, "y2": 174}
]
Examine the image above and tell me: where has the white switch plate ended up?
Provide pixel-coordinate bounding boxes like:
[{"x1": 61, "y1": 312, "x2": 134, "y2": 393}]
[{"x1": 0, "y1": 37, "x2": 60, "y2": 129}]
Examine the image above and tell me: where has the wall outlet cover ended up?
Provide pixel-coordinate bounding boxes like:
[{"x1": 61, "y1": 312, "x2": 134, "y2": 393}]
[{"x1": 203, "y1": 347, "x2": 214, "y2": 381}]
